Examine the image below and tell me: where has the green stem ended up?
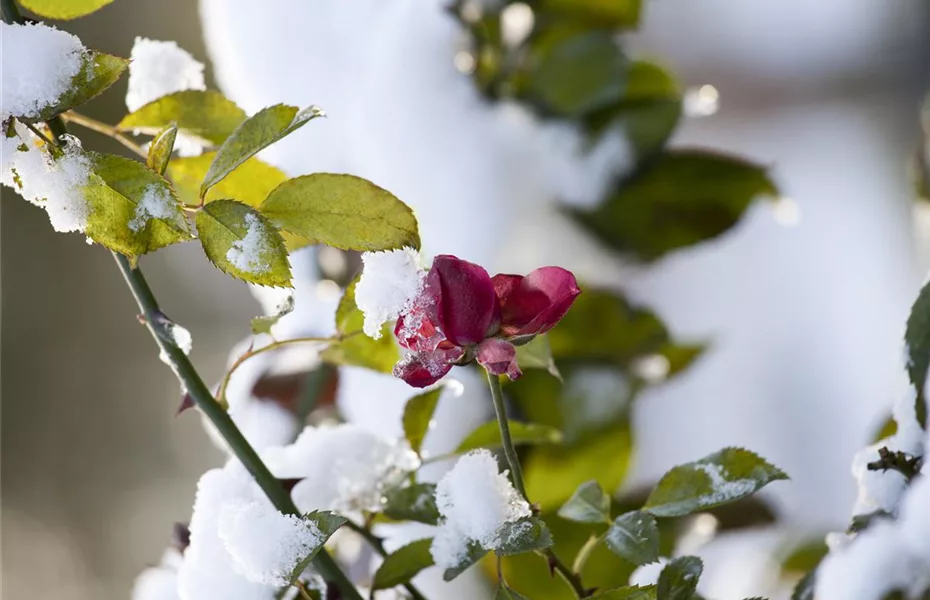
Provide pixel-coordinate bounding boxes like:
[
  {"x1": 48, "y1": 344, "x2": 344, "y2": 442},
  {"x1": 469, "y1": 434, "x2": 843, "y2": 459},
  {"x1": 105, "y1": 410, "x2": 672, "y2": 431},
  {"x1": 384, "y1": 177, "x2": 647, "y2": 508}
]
[
  {"x1": 483, "y1": 368, "x2": 588, "y2": 598},
  {"x1": 113, "y1": 254, "x2": 362, "y2": 600},
  {"x1": 484, "y1": 369, "x2": 528, "y2": 499}
]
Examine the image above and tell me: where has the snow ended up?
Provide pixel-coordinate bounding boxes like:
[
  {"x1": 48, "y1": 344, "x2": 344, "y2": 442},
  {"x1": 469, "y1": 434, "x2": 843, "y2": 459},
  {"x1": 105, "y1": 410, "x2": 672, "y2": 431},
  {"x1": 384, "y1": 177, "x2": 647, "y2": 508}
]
[
  {"x1": 695, "y1": 463, "x2": 758, "y2": 503},
  {"x1": 218, "y1": 499, "x2": 324, "y2": 586},
  {"x1": 851, "y1": 376, "x2": 926, "y2": 517},
  {"x1": 430, "y1": 449, "x2": 531, "y2": 570},
  {"x1": 227, "y1": 213, "x2": 272, "y2": 275},
  {"x1": 815, "y1": 388, "x2": 930, "y2": 600},
  {"x1": 125, "y1": 37, "x2": 207, "y2": 157},
  {"x1": 354, "y1": 247, "x2": 424, "y2": 339},
  {"x1": 0, "y1": 21, "x2": 85, "y2": 122},
  {"x1": 178, "y1": 461, "x2": 278, "y2": 600},
  {"x1": 262, "y1": 423, "x2": 419, "y2": 513},
  {"x1": 1, "y1": 125, "x2": 92, "y2": 232},
  {"x1": 129, "y1": 183, "x2": 179, "y2": 231},
  {"x1": 132, "y1": 549, "x2": 182, "y2": 600}
]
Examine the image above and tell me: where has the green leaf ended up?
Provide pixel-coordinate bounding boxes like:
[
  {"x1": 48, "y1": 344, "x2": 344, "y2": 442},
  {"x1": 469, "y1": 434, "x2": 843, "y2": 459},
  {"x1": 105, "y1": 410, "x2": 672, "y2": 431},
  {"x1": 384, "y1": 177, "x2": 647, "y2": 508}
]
[
  {"x1": 781, "y1": 538, "x2": 828, "y2": 574},
  {"x1": 83, "y1": 152, "x2": 192, "y2": 256},
  {"x1": 456, "y1": 420, "x2": 563, "y2": 453},
  {"x1": 201, "y1": 104, "x2": 323, "y2": 196},
  {"x1": 118, "y1": 90, "x2": 247, "y2": 146},
  {"x1": 168, "y1": 153, "x2": 287, "y2": 208},
  {"x1": 195, "y1": 200, "x2": 292, "y2": 287},
  {"x1": 527, "y1": 30, "x2": 628, "y2": 118},
  {"x1": 288, "y1": 511, "x2": 348, "y2": 584},
  {"x1": 403, "y1": 388, "x2": 443, "y2": 454},
  {"x1": 320, "y1": 277, "x2": 400, "y2": 372},
  {"x1": 496, "y1": 585, "x2": 533, "y2": 600},
  {"x1": 525, "y1": 417, "x2": 632, "y2": 511},
  {"x1": 251, "y1": 292, "x2": 294, "y2": 335},
  {"x1": 567, "y1": 150, "x2": 778, "y2": 261},
  {"x1": 548, "y1": 288, "x2": 668, "y2": 366},
  {"x1": 791, "y1": 570, "x2": 816, "y2": 600},
  {"x1": 27, "y1": 51, "x2": 128, "y2": 123},
  {"x1": 146, "y1": 124, "x2": 177, "y2": 176},
  {"x1": 495, "y1": 517, "x2": 554, "y2": 556},
  {"x1": 372, "y1": 538, "x2": 435, "y2": 591},
  {"x1": 260, "y1": 173, "x2": 421, "y2": 251},
  {"x1": 558, "y1": 480, "x2": 611, "y2": 524},
  {"x1": 656, "y1": 556, "x2": 702, "y2": 600},
  {"x1": 442, "y1": 540, "x2": 488, "y2": 581},
  {"x1": 906, "y1": 278, "x2": 930, "y2": 398},
  {"x1": 605, "y1": 511, "x2": 659, "y2": 566},
  {"x1": 19, "y1": 0, "x2": 113, "y2": 18},
  {"x1": 383, "y1": 483, "x2": 441, "y2": 525},
  {"x1": 584, "y1": 61, "x2": 681, "y2": 161},
  {"x1": 515, "y1": 334, "x2": 560, "y2": 378},
  {"x1": 537, "y1": 0, "x2": 641, "y2": 28},
  {"x1": 643, "y1": 447, "x2": 788, "y2": 518},
  {"x1": 590, "y1": 586, "x2": 657, "y2": 600}
]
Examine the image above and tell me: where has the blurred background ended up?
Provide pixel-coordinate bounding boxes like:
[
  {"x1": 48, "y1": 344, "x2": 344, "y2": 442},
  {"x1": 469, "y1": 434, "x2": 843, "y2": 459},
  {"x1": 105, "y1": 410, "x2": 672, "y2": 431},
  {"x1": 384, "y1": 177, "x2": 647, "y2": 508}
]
[{"x1": 3, "y1": 0, "x2": 930, "y2": 598}]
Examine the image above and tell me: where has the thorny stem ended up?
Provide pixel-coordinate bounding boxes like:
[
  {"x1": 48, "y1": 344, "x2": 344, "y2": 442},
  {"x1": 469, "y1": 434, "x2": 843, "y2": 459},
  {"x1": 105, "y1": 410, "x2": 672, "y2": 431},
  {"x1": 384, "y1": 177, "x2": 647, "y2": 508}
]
[
  {"x1": 343, "y1": 520, "x2": 429, "y2": 600},
  {"x1": 113, "y1": 255, "x2": 363, "y2": 600},
  {"x1": 484, "y1": 368, "x2": 590, "y2": 599},
  {"x1": 61, "y1": 111, "x2": 148, "y2": 158},
  {"x1": 216, "y1": 334, "x2": 356, "y2": 409},
  {"x1": 0, "y1": 4, "x2": 362, "y2": 596}
]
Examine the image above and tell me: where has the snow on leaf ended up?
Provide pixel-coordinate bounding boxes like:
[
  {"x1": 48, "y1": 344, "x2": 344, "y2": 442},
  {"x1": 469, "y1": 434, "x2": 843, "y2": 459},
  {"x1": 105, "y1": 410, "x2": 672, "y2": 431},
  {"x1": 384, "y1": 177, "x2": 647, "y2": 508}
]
[
  {"x1": 643, "y1": 447, "x2": 788, "y2": 518},
  {"x1": 126, "y1": 38, "x2": 205, "y2": 113},
  {"x1": 354, "y1": 247, "x2": 424, "y2": 339},
  {"x1": 195, "y1": 200, "x2": 292, "y2": 287}
]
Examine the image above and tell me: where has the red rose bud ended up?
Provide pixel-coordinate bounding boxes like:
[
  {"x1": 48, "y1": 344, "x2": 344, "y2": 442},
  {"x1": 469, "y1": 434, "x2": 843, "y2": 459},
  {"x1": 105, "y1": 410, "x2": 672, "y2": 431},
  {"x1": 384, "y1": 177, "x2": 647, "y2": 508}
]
[
  {"x1": 494, "y1": 267, "x2": 581, "y2": 337},
  {"x1": 391, "y1": 256, "x2": 580, "y2": 388}
]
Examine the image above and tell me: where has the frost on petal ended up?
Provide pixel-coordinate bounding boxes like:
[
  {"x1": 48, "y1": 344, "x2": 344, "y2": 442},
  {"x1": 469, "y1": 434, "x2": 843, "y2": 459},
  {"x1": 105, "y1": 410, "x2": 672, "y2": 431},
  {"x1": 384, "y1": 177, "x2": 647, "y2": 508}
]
[
  {"x1": 430, "y1": 449, "x2": 531, "y2": 570},
  {"x1": 129, "y1": 183, "x2": 181, "y2": 232},
  {"x1": 393, "y1": 350, "x2": 454, "y2": 388},
  {"x1": 355, "y1": 247, "x2": 424, "y2": 339},
  {"x1": 227, "y1": 213, "x2": 273, "y2": 274},
  {"x1": 126, "y1": 37, "x2": 206, "y2": 112},
  {"x1": 218, "y1": 500, "x2": 323, "y2": 587},
  {"x1": 1, "y1": 126, "x2": 92, "y2": 233},
  {"x1": 262, "y1": 424, "x2": 419, "y2": 513},
  {"x1": 0, "y1": 22, "x2": 85, "y2": 122}
]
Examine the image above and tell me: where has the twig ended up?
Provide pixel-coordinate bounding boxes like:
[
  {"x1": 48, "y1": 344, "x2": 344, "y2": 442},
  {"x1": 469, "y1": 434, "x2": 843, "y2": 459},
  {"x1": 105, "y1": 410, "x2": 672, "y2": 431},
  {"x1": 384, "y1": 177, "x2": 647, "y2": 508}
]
[{"x1": 61, "y1": 110, "x2": 148, "y2": 158}]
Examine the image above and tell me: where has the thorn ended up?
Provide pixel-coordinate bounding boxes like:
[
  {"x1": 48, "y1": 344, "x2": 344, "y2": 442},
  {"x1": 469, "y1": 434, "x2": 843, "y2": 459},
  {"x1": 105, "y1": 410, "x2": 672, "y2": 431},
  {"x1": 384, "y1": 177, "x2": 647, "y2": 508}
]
[
  {"x1": 176, "y1": 392, "x2": 194, "y2": 415},
  {"x1": 171, "y1": 522, "x2": 191, "y2": 552},
  {"x1": 135, "y1": 313, "x2": 147, "y2": 325}
]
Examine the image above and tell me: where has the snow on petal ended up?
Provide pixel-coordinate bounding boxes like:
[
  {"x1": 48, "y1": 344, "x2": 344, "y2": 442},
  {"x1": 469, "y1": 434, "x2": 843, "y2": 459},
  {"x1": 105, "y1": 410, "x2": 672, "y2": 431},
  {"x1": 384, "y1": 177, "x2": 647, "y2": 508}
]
[
  {"x1": 262, "y1": 423, "x2": 419, "y2": 513},
  {"x1": 430, "y1": 449, "x2": 531, "y2": 570},
  {"x1": 218, "y1": 499, "x2": 323, "y2": 586},
  {"x1": 227, "y1": 213, "x2": 273, "y2": 274},
  {"x1": 355, "y1": 247, "x2": 424, "y2": 339},
  {"x1": 0, "y1": 21, "x2": 85, "y2": 122},
  {"x1": 126, "y1": 37, "x2": 206, "y2": 112},
  {"x1": 1, "y1": 125, "x2": 92, "y2": 233}
]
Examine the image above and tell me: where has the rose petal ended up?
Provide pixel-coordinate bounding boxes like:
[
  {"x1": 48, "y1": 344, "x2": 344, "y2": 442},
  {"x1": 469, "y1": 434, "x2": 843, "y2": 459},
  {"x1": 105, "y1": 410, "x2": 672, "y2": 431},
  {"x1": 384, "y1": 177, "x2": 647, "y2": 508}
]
[
  {"x1": 496, "y1": 266, "x2": 581, "y2": 337},
  {"x1": 394, "y1": 309, "x2": 443, "y2": 352},
  {"x1": 429, "y1": 255, "x2": 499, "y2": 346},
  {"x1": 392, "y1": 352, "x2": 454, "y2": 388},
  {"x1": 476, "y1": 338, "x2": 522, "y2": 381}
]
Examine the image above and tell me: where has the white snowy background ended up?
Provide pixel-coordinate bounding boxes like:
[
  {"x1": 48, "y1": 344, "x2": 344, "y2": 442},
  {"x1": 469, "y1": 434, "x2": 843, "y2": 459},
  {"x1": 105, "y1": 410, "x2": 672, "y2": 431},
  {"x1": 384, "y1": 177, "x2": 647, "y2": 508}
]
[{"x1": 2, "y1": 0, "x2": 928, "y2": 598}]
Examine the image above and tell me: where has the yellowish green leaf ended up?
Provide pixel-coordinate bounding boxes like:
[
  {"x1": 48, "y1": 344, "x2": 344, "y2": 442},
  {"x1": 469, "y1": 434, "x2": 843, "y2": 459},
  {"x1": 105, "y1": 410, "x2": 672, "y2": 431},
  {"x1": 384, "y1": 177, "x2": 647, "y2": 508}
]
[
  {"x1": 202, "y1": 104, "x2": 323, "y2": 196},
  {"x1": 19, "y1": 0, "x2": 113, "y2": 19},
  {"x1": 320, "y1": 277, "x2": 400, "y2": 372},
  {"x1": 195, "y1": 199, "x2": 292, "y2": 287},
  {"x1": 455, "y1": 420, "x2": 563, "y2": 453},
  {"x1": 146, "y1": 124, "x2": 177, "y2": 175},
  {"x1": 84, "y1": 152, "x2": 191, "y2": 256},
  {"x1": 117, "y1": 90, "x2": 246, "y2": 146},
  {"x1": 260, "y1": 173, "x2": 420, "y2": 251}
]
